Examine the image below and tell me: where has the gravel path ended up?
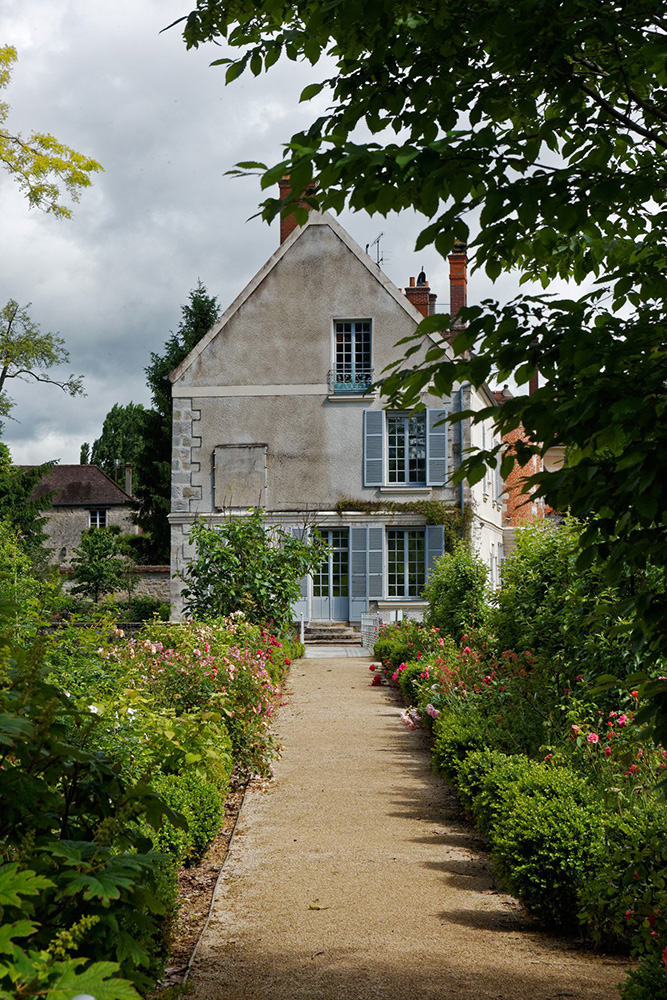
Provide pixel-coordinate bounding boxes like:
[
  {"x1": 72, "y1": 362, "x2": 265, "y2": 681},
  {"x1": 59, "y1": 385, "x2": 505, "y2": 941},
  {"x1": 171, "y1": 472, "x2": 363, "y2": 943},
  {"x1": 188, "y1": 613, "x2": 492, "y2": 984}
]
[{"x1": 187, "y1": 654, "x2": 628, "y2": 1000}]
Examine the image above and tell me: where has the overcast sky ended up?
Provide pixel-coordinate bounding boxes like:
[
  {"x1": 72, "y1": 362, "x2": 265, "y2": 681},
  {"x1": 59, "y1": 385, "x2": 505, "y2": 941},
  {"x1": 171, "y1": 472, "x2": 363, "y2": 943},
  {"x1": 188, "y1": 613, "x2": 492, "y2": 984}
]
[{"x1": 1, "y1": 0, "x2": 522, "y2": 466}]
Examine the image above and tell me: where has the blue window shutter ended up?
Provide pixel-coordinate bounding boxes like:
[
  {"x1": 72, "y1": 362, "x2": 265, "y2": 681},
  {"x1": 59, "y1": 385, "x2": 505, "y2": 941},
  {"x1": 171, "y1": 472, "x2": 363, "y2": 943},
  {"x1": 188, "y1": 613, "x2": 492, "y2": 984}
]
[
  {"x1": 368, "y1": 527, "x2": 384, "y2": 598},
  {"x1": 349, "y1": 526, "x2": 369, "y2": 621},
  {"x1": 426, "y1": 409, "x2": 448, "y2": 486},
  {"x1": 363, "y1": 410, "x2": 384, "y2": 486},
  {"x1": 425, "y1": 524, "x2": 445, "y2": 583}
]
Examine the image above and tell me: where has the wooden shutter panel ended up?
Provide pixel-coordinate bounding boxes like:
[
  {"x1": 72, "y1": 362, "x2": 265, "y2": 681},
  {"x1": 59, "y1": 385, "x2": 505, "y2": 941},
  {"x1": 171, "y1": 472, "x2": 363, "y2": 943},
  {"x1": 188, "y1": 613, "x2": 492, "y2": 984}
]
[
  {"x1": 349, "y1": 526, "x2": 369, "y2": 621},
  {"x1": 363, "y1": 410, "x2": 384, "y2": 486},
  {"x1": 368, "y1": 527, "x2": 384, "y2": 599},
  {"x1": 427, "y1": 409, "x2": 448, "y2": 486},
  {"x1": 425, "y1": 524, "x2": 445, "y2": 583}
]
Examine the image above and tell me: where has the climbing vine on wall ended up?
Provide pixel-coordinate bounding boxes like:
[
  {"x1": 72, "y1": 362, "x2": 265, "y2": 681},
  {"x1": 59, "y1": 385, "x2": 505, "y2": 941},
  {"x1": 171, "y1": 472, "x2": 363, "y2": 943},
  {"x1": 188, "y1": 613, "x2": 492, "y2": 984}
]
[{"x1": 335, "y1": 499, "x2": 471, "y2": 552}]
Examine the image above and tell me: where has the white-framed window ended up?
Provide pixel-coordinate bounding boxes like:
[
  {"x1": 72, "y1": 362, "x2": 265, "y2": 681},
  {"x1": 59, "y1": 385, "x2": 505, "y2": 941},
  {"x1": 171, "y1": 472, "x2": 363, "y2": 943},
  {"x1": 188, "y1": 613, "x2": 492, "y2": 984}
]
[
  {"x1": 89, "y1": 509, "x2": 107, "y2": 528},
  {"x1": 387, "y1": 528, "x2": 426, "y2": 597},
  {"x1": 387, "y1": 412, "x2": 426, "y2": 484},
  {"x1": 330, "y1": 319, "x2": 372, "y2": 393},
  {"x1": 363, "y1": 409, "x2": 447, "y2": 487}
]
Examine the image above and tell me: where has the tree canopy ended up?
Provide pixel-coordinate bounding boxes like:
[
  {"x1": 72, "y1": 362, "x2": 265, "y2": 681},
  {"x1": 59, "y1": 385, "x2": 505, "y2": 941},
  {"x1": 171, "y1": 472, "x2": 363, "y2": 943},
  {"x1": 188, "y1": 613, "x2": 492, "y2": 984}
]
[
  {"x1": 0, "y1": 299, "x2": 84, "y2": 426},
  {"x1": 0, "y1": 45, "x2": 102, "y2": 218},
  {"x1": 90, "y1": 402, "x2": 148, "y2": 490},
  {"x1": 174, "y1": 0, "x2": 667, "y2": 714}
]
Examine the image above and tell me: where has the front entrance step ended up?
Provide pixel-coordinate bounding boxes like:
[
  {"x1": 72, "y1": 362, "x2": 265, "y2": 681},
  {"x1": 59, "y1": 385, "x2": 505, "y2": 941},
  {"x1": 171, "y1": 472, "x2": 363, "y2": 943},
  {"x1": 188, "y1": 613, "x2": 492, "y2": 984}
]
[{"x1": 303, "y1": 622, "x2": 361, "y2": 645}]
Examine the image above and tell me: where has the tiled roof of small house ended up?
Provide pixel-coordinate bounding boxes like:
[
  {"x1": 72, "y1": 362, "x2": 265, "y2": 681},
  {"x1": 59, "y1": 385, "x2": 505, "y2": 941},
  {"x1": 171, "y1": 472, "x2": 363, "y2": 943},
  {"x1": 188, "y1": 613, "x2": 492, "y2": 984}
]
[{"x1": 31, "y1": 465, "x2": 132, "y2": 507}]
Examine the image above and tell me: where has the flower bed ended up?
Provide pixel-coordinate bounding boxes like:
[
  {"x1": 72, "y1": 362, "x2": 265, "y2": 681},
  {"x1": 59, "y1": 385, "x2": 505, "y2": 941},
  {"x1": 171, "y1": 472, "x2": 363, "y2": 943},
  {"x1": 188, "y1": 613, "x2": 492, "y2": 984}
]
[
  {"x1": 1, "y1": 612, "x2": 302, "y2": 998},
  {"x1": 374, "y1": 620, "x2": 667, "y2": 999}
]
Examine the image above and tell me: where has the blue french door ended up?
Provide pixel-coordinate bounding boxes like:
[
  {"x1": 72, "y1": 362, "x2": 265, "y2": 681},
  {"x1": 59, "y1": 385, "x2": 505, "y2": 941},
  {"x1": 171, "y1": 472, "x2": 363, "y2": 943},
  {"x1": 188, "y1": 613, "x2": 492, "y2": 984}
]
[{"x1": 311, "y1": 529, "x2": 349, "y2": 621}]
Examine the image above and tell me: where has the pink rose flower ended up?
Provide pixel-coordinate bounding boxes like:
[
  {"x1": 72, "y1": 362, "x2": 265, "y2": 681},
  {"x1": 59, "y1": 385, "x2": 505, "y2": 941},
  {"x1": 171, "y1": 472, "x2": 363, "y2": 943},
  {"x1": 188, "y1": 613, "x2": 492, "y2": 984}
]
[{"x1": 587, "y1": 732, "x2": 599, "y2": 744}]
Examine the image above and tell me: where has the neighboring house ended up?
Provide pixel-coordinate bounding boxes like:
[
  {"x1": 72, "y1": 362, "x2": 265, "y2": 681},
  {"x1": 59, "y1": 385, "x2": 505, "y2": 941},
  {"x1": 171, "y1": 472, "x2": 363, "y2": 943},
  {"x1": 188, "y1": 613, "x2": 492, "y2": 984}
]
[
  {"x1": 168, "y1": 209, "x2": 504, "y2": 622},
  {"x1": 32, "y1": 464, "x2": 137, "y2": 566}
]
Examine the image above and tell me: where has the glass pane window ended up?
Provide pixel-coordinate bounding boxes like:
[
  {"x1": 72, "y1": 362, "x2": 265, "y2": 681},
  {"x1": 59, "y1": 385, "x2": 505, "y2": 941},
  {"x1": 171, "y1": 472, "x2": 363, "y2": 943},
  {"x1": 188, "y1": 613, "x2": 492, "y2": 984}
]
[
  {"x1": 333, "y1": 320, "x2": 372, "y2": 391},
  {"x1": 313, "y1": 529, "x2": 349, "y2": 597},
  {"x1": 387, "y1": 413, "x2": 426, "y2": 484},
  {"x1": 387, "y1": 529, "x2": 426, "y2": 598},
  {"x1": 89, "y1": 509, "x2": 107, "y2": 528}
]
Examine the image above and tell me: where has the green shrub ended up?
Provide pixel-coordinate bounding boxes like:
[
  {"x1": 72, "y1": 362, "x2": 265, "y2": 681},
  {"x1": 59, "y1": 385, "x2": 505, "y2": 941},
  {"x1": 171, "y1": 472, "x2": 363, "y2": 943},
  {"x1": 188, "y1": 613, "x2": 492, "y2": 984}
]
[
  {"x1": 579, "y1": 800, "x2": 667, "y2": 953},
  {"x1": 490, "y1": 768, "x2": 605, "y2": 929},
  {"x1": 146, "y1": 771, "x2": 227, "y2": 865},
  {"x1": 432, "y1": 710, "x2": 490, "y2": 780},
  {"x1": 424, "y1": 540, "x2": 489, "y2": 641},
  {"x1": 620, "y1": 952, "x2": 667, "y2": 1000},
  {"x1": 455, "y1": 748, "x2": 517, "y2": 819}
]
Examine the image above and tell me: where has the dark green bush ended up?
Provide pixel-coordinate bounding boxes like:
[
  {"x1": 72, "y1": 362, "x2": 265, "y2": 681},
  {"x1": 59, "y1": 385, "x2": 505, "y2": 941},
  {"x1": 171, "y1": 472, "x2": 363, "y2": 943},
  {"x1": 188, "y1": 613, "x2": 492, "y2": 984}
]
[
  {"x1": 620, "y1": 951, "x2": 667, "y2": 1000},
  {"x1": 491, "y1": 772, "x2": 605, "y2": 929},
  {"x1": 147, "y1": 771, "x2": 227, "y2": 865},
  {"x1": 579, "y1": 800, "x2": 667, "y2": 954},
  {"x1": 455, "y1": 748, "x2": 518, "y2": 821},
  {"x1": 424, "y1": 540, "x2": 489, "y2": 641},
  {"x1": 432, "y1": 710, "x2": 490, "y2": 780}
]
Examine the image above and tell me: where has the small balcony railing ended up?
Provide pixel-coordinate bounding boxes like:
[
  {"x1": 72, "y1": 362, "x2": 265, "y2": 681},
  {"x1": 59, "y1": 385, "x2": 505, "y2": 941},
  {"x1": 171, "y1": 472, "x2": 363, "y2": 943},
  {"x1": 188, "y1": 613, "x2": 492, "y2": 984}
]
[{"x1": 327, "y1": 367, "x2": 374, "y2": 394}]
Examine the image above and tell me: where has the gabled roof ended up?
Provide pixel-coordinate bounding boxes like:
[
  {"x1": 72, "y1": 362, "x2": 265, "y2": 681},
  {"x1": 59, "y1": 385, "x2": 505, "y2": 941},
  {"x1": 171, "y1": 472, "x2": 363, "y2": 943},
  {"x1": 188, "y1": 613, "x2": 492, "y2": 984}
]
[
  {"x1": 31, "y1": 465, "x2": 132, "y2": 507},
  {"x1": 170, "y1": 211, "x2": 442, "y2": 384}
]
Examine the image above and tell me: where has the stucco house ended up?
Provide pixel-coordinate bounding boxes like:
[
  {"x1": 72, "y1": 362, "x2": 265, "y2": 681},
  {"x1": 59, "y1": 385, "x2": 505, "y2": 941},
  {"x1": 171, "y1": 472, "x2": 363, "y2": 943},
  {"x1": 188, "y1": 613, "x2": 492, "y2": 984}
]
[
  {"x1": 168, "y1": 208, "x2": 504, "y2": 623},
  {"x1": 32, "y1": 464, "x2": 136, "y2": 567}
]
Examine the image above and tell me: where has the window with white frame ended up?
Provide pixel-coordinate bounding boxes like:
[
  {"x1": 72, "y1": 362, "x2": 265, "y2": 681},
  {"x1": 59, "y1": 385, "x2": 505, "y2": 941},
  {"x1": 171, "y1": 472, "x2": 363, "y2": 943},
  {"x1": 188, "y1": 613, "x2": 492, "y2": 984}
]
[
  {"x1": 363, "y1": 409, "x2": 447, "y2": 487},
  {"x1": 330, "y1": 319, "x2": 372, "y2": 393},
  {"x1": 387, "y1": 412, "x2": 426, "y2": 484},
  {"x1": 89, "y1": 509, "x2": 107, "y2": 528},
  {"x1": 387, "y1": 528, "x2": 426, "y2": 597}
]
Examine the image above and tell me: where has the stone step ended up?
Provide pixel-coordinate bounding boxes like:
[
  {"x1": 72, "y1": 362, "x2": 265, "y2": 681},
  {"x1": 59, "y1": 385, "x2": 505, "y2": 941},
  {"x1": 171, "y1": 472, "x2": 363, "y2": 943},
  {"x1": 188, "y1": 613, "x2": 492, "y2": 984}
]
[{"x1": 303, "y1": 623, "x2": 361, "y2": 645}]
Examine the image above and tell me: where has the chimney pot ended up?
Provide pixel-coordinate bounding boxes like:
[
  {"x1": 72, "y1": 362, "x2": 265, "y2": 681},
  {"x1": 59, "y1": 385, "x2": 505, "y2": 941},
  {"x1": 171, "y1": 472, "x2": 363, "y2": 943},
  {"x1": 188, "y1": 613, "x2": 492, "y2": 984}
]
[
  {"x1": 124, "y1": 462, "x2": 133, "y2": 496},
  {"x1": 409, "y1": 276, "x2": 416, "y2": 287}
]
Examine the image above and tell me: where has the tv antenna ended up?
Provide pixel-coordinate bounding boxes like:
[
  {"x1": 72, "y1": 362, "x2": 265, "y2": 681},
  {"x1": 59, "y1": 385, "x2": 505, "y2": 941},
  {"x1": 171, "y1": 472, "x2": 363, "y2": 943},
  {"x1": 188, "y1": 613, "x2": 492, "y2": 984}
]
[{"x1": 365, "y1": 232, "x2": 389, "y2": 268}]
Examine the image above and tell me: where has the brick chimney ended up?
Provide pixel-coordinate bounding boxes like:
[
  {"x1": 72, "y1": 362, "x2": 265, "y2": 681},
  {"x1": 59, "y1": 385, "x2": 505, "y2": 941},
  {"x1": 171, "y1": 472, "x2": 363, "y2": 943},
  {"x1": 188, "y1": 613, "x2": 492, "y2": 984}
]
[
  {"x1": 124, "y1": 462, "x2": 133, "y2": 496},
  {"x1": 404, "y1": 270, "x2": 437, "y2": 317},
  {"x1": 278, "y1": 177, "x2": 317, "y2": 244},
  {"x1": 448, "y1": 241, "x2": 468, "y2": 327}
]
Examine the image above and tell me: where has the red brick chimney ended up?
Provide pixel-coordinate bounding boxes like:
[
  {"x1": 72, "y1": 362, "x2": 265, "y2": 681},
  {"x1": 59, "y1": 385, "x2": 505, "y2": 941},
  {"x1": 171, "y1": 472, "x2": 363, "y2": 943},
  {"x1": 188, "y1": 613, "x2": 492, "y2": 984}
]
[
  {"x1": 278, "y1": 177, "x2": 317, "y2": 244},
  {"x1": 404, "y1": 270, "x2": 437, "y2": 317},
  {"x1": 448, "y1": 241, "x2": 467, "y2": 327}
]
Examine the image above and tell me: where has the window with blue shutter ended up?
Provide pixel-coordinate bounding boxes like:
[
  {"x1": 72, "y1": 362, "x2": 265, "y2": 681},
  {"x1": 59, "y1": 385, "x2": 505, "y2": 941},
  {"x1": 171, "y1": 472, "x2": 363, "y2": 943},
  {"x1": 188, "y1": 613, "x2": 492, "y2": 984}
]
[
  {"x1": 364, "y1": 408, "x2": 448, "y2": 487},
  {"x1": 363, "y1": 410, "x2": 384, "y2": 486},
  {"x1": 425, "y1": 524, "x2": 445, "y2": 582},
  {"x1": 426, "y1": 410, "x2": 448, "y2": 486},
  {"x1": 349, "y1": 526, "x2": 371, "y2": 620}
]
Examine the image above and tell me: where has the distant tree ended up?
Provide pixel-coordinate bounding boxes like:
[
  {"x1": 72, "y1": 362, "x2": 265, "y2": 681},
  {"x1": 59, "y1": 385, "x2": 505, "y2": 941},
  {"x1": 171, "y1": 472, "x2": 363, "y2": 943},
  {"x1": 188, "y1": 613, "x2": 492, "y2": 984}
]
[
  {"x1": 80, "y1": 442, "x2": 90, "y2": 464},
  {"x1": 133, "y1": 281, "x2": 220, "y2": 563},
  {"x1": 0, "y1": 45, "x2": 102, "y2": 218},
  {"x1": 0, "y1": 299, "x2": 84, "y2": 426},
  {"x1": 69, "y1": 528, "x2": 129, "y2": 604},
  {"x1": 145, "y1": 279, "x2": 220, "y2": 418},
  {"x1": 0, "y1": 442, "x2": 53, "y2": 567},
  {"x1": 90, "y1": 402, "x2": 148, "y2": 489}
]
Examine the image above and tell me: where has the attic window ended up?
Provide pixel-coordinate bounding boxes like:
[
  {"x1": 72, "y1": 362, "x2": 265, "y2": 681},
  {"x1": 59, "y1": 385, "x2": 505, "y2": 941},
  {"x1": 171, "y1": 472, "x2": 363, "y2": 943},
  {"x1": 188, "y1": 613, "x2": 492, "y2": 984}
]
[
  {"x1": 89, "y1": 509, "x2": 107, "y2": 528},
  {"x1": 330, "y1": 319, "x2": 372, "y2": 393}
]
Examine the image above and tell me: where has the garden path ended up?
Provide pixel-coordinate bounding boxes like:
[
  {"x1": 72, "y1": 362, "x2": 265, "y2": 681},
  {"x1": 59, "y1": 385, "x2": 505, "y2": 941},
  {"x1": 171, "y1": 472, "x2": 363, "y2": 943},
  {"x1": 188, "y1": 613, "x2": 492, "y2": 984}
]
[{"x1": 186, "y1": 654, "x2": 627, "y2": 1000}]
